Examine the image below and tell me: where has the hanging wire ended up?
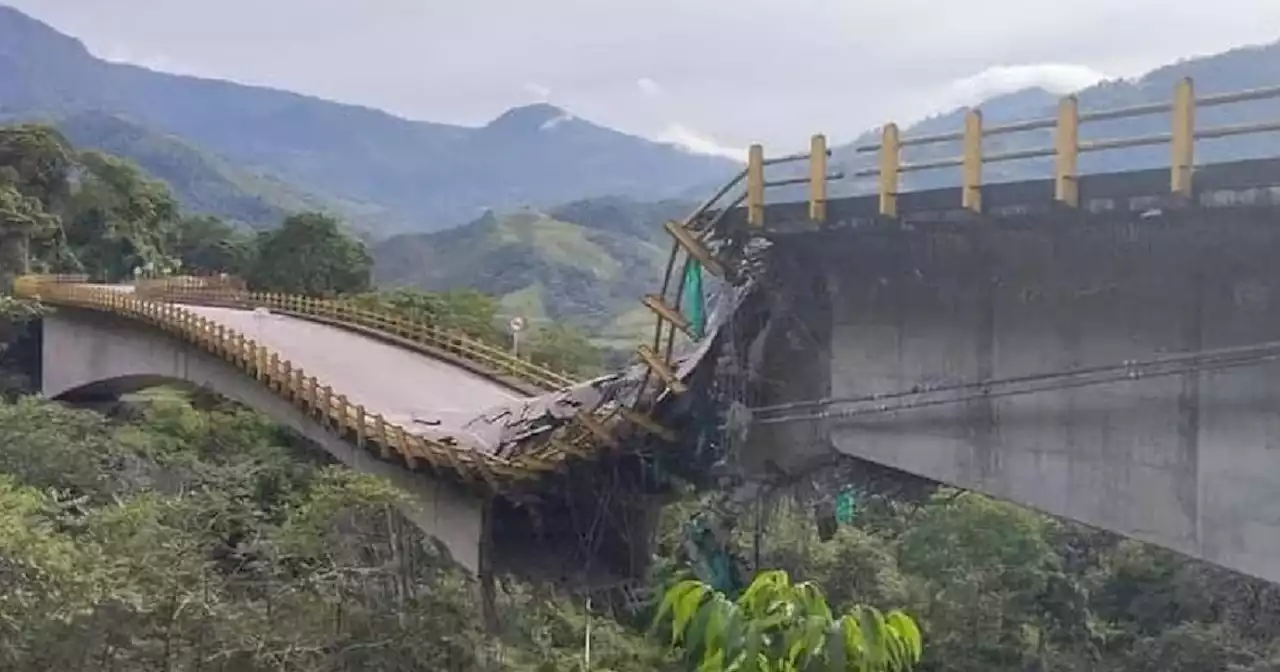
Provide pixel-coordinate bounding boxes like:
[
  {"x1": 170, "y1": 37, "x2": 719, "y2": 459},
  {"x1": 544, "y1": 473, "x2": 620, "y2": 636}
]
[{"x1": 755, "y1": 338, "x2": 1280, "y2": 426}]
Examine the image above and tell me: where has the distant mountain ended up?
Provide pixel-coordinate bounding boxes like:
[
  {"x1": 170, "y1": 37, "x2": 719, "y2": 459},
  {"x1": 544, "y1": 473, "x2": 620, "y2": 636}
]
[
  {"x1": 819, "y1": 40, "x2": 1280, "y2": 198},
  {"x1": 372, "y1": 196, "x2": 694, "y2": 344},
  {"x1": 50, "y1": 111, "x2": 373, "y2": 230},
  {"x1": 0, "y1": 5, "x2": 738, "y2": 234},
  {"x1": 374, "y1": 38, "x2": 1280, "y2": 345}
]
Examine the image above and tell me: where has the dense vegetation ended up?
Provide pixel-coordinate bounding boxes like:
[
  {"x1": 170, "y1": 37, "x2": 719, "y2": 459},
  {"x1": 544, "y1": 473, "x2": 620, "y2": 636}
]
[
  {"x1": 2, "y1": 388, "x2": 1280, "y2": 671},
  {"x1": 0, "y1": 391, "x2": 687, "y2": 671}
]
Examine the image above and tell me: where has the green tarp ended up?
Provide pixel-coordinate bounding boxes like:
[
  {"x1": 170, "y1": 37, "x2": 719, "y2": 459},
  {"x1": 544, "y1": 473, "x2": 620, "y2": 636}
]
[
  {"x1": 681, "y1": 259, "x2": 706, "y2": 340},
  {"x1": 835, "y1": 489, "x2": 858, "y2": 524}
]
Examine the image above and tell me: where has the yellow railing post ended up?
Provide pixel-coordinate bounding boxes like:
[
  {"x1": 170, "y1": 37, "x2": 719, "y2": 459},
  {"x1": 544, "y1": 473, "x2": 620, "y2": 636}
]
[
  {"x1": 1054, "y1": 95, "x2": 1080, "y2": 207},
  {"x1": 878, "y1": 123, "x2": 900, "y2": 218},
  {"x1": 267, "y1": 353, "x2": 280, "y2": 390},
  {"x1": 321, "y1": 386, "x2": 334, "y2": 426},
  {"x1": 961, "y1": 110, "x2": 983, "y2": 213},
  {"x1": 374, "y1": 415, "x2": 389, "y2": 458},
  {"x1": 281, "y1": 361, "x2": 293, "y2": 399},
  {"x1": 1171, "y1": 76, "x2": 1196, "y2": 199},
  {"x1": 808, "y1": 134, "x2": 828, "y2": 223},
  {"x1": 746, "y1": 144, "x2": 765, "y2": 228}
]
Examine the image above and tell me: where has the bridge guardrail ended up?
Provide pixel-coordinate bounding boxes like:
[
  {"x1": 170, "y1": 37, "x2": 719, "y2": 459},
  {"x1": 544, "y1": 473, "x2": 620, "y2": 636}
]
[
  {"x1": 13, "y1": 275, "x2": 569, "y2": 493},
  {"x1": 843, "y1": 77, "x2": 1280, "y2": 217},
  {"x1": 132, "y1": 275, "x2": 580, "y2": 393}
]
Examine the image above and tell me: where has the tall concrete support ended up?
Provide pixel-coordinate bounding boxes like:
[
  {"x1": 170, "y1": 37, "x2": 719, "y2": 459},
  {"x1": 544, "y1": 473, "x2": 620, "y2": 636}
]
[
  {"x1": 41, "y1": 309, "x2": 487, "y2": 573},
  {"x1": 749, "y1": 208, "x2": 1280, "y2": 585}
]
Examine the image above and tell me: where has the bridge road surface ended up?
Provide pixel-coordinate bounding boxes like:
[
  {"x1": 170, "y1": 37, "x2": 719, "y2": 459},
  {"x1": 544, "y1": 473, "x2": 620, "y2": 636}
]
[
  {"x1": 97, "y1": 286, "x2": 526, "y2": 450},
  {"x1": 188, "y1": 305, "x2": 525, "y2": 446}
]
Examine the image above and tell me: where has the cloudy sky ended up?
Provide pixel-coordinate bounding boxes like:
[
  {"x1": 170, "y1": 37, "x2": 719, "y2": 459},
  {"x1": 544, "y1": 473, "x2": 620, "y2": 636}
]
[{"x1": 9, "y1": 0, "x2": 1280, "y2": 156}]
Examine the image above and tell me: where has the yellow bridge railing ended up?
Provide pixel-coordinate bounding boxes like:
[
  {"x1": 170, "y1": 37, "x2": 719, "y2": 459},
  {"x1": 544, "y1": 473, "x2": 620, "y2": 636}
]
[
  {"x1": 731, "y1": 77, "x2": 1280, "y2": 228},
  {"x1": 13, "y1": 274, "x2": 569, "y2": 494},
  {"x1": 132, "y1": 275, "x2": 580, "y2": 393},
  {"x1": 852, "y1": 76, "x2": 1280, "y2": 217}
]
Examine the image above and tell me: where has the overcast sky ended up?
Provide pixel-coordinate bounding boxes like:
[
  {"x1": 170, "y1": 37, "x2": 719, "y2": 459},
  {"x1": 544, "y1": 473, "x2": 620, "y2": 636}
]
[{"x1": 9, "y1": 0, "x2": 1280, "y2": 156}]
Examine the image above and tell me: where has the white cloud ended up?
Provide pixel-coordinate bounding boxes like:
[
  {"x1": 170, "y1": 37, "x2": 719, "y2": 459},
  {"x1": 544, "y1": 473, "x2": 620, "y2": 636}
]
[
  {"x1": 636, "y1": 77, "x2": 663, "y2": 98},
  {"x1": 522, "y1": 82, "x2": 552, "y2": 102},
  {"x1": 657, "y1": 124, "x2": 745, "y2": 161},
  {"x1": 946, "y1": 63, "x2": 1113, "y2": 107}
]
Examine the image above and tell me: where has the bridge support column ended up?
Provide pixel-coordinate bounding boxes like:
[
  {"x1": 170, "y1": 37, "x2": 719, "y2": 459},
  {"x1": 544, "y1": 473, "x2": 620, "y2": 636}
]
[{"x1": 40, "y1": 309, "x2": 489, "y2": 576}]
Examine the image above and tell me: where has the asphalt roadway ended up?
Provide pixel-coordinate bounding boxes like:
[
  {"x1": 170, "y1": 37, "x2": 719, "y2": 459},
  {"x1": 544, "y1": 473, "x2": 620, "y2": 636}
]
[{"x1": 178, "y1": 302, "x2": 526, "y2": 451}]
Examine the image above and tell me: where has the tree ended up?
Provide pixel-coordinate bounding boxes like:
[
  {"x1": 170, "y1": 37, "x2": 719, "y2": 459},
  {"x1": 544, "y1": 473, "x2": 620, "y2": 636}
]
[
  {"x1": 64, "y1": 150, "x2": 181, "y2": 281},
  {"x1": 169, "y1": 215, "x2": 253, "y2": 276},
  {"x1": 345, "y1": 287, "x2": 505, "y2": 345},
  {"x1": 0, "y1": 184, "x2": 57, "y2": 283},
  {"x1": 655, "y1": 569, "x2": 922, "y2": 672},
  {"x1": 896, "y1": 491, "x2": 1066, "y2": 671},
  {"x1": 0, "y1": 125, "x2": 75, "y2": 211},
  {"x1": 524, "y1": 323, "x2": 603, "y2": 376},
  {"x1": 248, "y1": 212, "x2": 372, "y2": 296},
  {"x1": 0, "y1": 125, "x2": 76, "y2": 282}
]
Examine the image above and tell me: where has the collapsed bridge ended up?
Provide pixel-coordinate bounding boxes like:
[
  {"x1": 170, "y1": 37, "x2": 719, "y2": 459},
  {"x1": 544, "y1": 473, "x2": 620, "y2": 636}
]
[{"x1": 18, "y1": 76, "x2": 1280, "y2": 593}]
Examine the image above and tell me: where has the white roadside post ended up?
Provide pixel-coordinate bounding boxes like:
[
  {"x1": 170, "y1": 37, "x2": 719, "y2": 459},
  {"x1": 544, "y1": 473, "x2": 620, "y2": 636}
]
[{"x1": 508, "y1": 316, "x2": 526, "y2": 357}]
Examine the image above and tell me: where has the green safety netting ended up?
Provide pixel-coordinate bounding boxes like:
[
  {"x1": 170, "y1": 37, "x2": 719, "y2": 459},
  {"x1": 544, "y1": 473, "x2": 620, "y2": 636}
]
[
  {"x1": 681, "y1": 259, "x2": 706, "y2": 340},
  {"x1": 835, "y1": 488, "x2": 858, "y2": 524}
]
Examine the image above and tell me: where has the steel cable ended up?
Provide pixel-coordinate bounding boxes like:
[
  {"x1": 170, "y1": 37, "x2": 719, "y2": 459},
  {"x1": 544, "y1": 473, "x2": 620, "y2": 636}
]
[{"x1": 754, "y1": 340, "x2": 1280, "y2": 426}]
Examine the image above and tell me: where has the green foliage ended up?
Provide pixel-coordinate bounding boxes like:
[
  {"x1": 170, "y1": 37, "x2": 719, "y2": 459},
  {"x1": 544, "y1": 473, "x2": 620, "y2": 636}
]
[
  {"x1": 64, "y1": 150, "x2": 182, "y2": 281},
  {"x1": 524, "y1": 323, "x2": 605, "y2": 377},
  {"x1": 0, "y1": 124, "x2": 75, "y2": 211},
  {"x1": 0, "y1": 182, "x2": 58, "y2": 238},
  {"x1": 346, "y1": 286, "x2": 506, "y2": 345},
  {"x1": 373, "y1": 201, "x2": 686, "y2": 341},
  {"x1": 346, "y1": 286, "x2": 606, "y2": 378},
  {"x1": 248, "y1": 211, "x2": 373, "y2": 296},
  {"x1": 169, "y1": 215, "x2": 254, "y2": 276},
  {"x1": 655, "y1": 569, "x2": 923, "y2": 671},
  {"x1": 0, "y1": 393, "x2": 677, "y2": 671}
]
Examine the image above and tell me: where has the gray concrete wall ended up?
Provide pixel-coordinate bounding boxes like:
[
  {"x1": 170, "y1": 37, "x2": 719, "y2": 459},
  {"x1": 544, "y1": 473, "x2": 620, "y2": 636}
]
[
  {"x1": 41, "y1": 309, "x2": 487, "y2": 574},
  {"x1": 751, "y1": 207, "x2": 1280, "y2": 585}
]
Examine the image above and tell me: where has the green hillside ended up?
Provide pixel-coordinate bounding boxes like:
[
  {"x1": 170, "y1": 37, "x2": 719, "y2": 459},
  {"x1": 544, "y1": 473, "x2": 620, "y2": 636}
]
[
  {"x1": 48, "y1": 110, "x2": 377, "y2": 230},
  {"x1": 372, "y1": 197, "x2": 693, "y2": 343}
]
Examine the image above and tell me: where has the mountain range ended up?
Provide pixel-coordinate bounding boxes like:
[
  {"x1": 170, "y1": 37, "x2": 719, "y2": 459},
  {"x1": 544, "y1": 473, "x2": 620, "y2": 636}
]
[
  {"x1": 4, "y1": 3, "x2": 1278, "y2": 344},
  {"x1": 819, "y1": 41, "x2": 1280, "y2": 198},
  {"x1": 375, "y1": 38, "x2": 1280, "y2": 341},
  {"x1": 0, "y1": 4, "x2": 737, "y2": 235}
]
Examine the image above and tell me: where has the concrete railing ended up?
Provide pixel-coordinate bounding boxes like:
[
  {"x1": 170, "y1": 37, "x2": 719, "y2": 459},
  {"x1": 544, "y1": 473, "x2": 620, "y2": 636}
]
[
  {"x1": 131, "y1": 275, "x2": 580, "y2": 393},
  {"x1": 13, "y1": 275, "x2": 568, "y2": 493}
]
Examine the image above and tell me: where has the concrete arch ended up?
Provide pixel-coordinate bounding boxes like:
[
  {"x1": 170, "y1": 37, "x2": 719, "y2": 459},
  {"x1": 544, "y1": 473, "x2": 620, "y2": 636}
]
[{"x1": 42, "y1": 308, "x2": 488, "y2": 573}]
